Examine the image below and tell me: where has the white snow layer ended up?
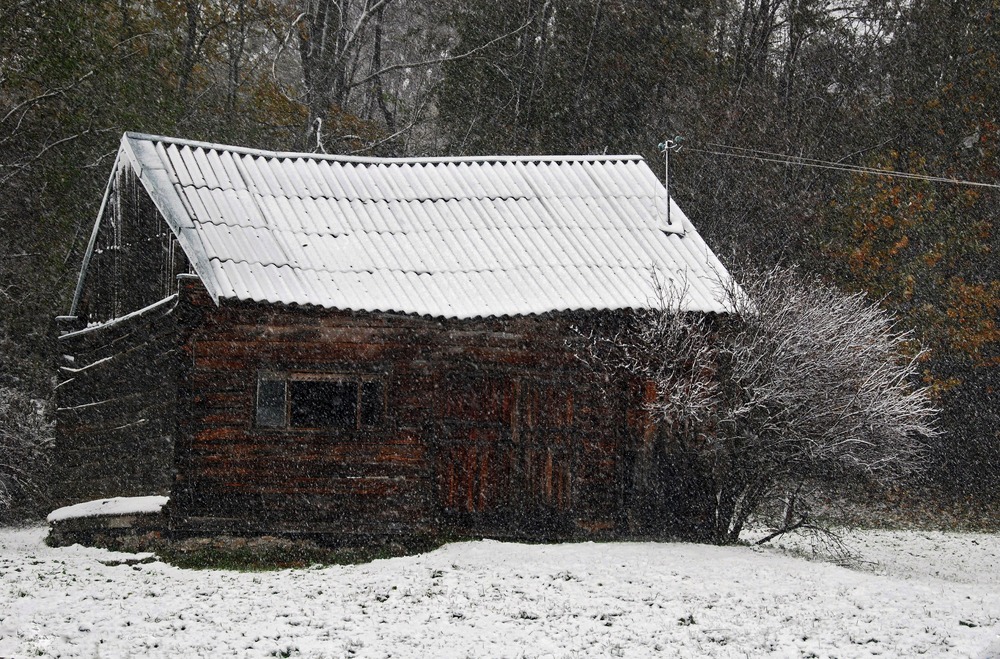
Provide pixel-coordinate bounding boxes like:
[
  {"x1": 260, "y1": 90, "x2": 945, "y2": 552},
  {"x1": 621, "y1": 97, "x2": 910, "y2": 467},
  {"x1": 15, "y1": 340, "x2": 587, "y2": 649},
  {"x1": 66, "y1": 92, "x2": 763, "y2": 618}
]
[
  {"x1": 1, "y1": 526, "x2": 999, "y2": 658},
  {"x1": 46, "y1": 495, "x2": 168, "y2": 523}
]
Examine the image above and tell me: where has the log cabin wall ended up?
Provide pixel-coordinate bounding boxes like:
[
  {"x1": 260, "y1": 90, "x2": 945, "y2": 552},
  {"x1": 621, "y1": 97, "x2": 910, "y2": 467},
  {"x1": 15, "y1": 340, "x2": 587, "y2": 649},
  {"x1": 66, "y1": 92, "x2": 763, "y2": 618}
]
[
  {"x1": 53, "y1": 297, "x2": 180, "y2": 506},
  {"x1": 171, "y1": 278, "x2": 644, "y2": 542}
]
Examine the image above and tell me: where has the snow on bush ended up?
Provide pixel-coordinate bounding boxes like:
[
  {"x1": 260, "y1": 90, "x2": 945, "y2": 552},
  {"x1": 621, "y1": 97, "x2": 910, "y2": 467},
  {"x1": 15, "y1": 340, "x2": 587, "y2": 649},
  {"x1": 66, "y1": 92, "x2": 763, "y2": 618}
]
[
  {"x1": 0, "y1": 385, "x2": 52, "y2": 514},
  {"x1": 588, "y1": 266, "x2": 938, "y2": 544}
]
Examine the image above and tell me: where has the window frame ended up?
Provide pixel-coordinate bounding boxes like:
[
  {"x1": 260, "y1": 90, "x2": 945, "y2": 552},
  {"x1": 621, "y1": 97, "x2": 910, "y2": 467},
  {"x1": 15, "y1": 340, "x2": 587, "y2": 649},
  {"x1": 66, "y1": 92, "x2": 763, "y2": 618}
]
[{"x1": 255, "y1": 370, "x2": 387, "y2": 432}]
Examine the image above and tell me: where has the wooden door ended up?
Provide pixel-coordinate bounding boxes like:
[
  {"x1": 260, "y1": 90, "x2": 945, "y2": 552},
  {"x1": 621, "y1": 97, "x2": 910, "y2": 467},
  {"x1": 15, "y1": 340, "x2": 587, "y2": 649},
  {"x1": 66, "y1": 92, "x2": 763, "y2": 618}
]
[
  {"x1": 436, "y1": 372, "x2": 517, "y2": 523},
  {"x1": 436, "y1": 372, "x2": 588, "y2": 535},
  {"x1": 513, "y1": 378, "x2": 575, "y2": 529}
]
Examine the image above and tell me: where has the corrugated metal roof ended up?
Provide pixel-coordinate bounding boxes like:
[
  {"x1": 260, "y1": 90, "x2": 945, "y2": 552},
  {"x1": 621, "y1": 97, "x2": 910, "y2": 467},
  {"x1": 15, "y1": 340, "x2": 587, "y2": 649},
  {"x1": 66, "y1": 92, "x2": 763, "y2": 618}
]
[{"x1": 108, "y1": 132, "x2": 732, "y2": 318}]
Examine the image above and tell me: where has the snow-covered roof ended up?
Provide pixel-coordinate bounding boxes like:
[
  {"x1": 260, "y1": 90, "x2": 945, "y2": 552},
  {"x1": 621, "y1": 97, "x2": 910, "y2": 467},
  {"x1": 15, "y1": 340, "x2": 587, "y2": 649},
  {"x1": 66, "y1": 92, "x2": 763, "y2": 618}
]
[{"x1": 85, "y1": 132, "x2": 732, "y2": 318}]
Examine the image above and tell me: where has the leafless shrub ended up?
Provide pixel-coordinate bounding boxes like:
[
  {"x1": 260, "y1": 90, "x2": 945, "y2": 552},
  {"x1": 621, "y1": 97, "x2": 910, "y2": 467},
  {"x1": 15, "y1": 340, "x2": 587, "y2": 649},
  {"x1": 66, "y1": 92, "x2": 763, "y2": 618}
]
[
  {"x1": 0, "y1": 385, "x2": 53, "y2": 517},
  {"x1": 590, "y1": 266, "x2": 938, "y2": 545}
]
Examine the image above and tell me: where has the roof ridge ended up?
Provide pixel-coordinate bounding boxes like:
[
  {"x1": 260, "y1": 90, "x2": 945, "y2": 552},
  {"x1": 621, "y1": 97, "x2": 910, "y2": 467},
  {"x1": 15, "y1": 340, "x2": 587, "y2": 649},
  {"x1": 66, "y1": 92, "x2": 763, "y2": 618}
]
[
  {"x1": 208, "y1": 257, "x2": 674, "y2": 275},
  {"x1": 122, "y1": 132, "x2": 645, "y2": 166}
]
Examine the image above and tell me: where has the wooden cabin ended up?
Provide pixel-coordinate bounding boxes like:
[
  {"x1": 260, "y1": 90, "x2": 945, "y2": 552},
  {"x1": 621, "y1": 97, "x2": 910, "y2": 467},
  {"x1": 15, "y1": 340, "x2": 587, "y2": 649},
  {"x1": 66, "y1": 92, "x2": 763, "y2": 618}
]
[{"x1": 54, "y1": 132, "x2": 733, "y2": 543}]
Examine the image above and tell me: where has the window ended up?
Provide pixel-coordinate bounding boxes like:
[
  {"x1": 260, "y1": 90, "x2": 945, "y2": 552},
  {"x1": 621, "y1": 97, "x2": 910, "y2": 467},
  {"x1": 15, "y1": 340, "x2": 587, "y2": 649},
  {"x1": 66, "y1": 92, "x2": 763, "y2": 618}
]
[{"x1": 256, "y1": 372, "x2": 385, "y2": 430}]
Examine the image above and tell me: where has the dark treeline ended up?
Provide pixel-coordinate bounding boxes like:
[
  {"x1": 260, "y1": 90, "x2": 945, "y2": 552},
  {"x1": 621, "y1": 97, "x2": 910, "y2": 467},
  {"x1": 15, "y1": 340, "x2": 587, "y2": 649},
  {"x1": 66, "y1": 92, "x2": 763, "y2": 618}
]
[{"x1": 1, "y1": 0, "x2": 997, "y2": 497}]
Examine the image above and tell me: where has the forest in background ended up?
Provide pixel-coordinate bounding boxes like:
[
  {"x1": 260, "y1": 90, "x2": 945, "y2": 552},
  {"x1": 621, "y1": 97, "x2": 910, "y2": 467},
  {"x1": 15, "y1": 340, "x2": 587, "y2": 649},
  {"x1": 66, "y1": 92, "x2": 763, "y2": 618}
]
[{"x1": 1, "y1": 0, "x2": 997, "y2": 501}]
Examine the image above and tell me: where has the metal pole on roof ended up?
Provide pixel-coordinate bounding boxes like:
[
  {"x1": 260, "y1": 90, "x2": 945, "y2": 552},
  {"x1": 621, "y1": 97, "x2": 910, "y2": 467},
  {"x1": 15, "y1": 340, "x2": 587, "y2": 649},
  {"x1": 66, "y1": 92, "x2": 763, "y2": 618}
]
[{"x1": 658, "y1": 137, "x2": 683, "y2": 227}]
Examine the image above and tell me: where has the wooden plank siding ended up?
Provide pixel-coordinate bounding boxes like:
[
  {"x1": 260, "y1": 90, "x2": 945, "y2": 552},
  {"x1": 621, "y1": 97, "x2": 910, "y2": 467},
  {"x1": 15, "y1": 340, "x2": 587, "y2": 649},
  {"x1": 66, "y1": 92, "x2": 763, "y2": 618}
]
[
  {"x1": 54, "y1": 297, "x2": 180, "y2": 506},
  {"x1": 170, "y1": 278, "x2": 643, "y2": 542}
]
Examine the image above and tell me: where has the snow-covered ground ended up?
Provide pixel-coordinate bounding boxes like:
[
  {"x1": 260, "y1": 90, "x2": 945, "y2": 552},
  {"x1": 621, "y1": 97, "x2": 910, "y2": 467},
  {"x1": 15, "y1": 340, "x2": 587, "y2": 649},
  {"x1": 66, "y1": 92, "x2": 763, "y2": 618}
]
[{"x1": 1, "y1": 526, "x2": 998, "y2": 658}]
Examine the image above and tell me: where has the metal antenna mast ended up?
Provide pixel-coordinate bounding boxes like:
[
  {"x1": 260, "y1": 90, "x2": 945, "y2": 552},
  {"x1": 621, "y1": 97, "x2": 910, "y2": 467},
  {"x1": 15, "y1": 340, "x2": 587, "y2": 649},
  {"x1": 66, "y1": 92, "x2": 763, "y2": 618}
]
[{"x1": 658, "y1": 137, "x2": 683, "y2": 227}]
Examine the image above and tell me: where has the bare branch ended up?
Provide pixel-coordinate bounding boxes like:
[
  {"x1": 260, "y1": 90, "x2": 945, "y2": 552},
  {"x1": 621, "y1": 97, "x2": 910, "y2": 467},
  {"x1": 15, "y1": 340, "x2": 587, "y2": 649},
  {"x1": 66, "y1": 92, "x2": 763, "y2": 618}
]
[
  {"x1": 346, "y1": 15, "x2": 536, "y2": 92},
  {"x1": 0, "y1": 125, "x2": 111, "y2": 186},
  {"x1": 0, "y1": 71, "x2": 95, "y2": 130}
]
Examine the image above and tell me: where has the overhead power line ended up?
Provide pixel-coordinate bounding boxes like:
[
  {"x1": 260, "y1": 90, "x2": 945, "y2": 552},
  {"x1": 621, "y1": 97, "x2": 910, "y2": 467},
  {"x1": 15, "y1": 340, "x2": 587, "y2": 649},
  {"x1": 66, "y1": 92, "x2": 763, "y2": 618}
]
[{"x1": 681, "y1": 142, "x2": 1000, "y2": 190}]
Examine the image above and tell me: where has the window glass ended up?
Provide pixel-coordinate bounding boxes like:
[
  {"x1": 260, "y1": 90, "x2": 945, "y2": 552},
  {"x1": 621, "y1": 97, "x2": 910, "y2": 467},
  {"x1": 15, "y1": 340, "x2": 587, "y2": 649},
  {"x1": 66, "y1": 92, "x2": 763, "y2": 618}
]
[
  {"x1": 360, "y1": 380, "x2": 385, "y2": 426},
  {"x1": 257, "y1": 372, "x2": 385, "y2": 430},
  {"x1": 289, "y1": 380, "x2": 358, "y2": 429},
  {"x1": 256, "y1": 378, "x2": 286, "y2": 427}
]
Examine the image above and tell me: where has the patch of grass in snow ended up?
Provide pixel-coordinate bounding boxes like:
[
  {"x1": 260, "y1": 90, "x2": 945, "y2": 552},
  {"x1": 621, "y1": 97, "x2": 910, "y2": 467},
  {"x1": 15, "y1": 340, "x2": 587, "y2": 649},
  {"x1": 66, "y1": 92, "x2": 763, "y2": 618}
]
[{"x1": 155, "y1": 535, "x2": 444, "y2": 571}]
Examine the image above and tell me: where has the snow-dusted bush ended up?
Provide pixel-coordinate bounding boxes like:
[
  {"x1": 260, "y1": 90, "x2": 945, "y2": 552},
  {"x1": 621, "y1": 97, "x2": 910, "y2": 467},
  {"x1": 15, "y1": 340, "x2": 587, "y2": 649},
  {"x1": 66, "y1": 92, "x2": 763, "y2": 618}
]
[
  {"x1": 0, "y1": 385, "x2": 53, "y2": 517},
  {"x1": 0, "y1": 328, "x2": 54, "y2": 519},
  {"x1": 592, "y1": 266, "x2": 938, "y2": 545}
]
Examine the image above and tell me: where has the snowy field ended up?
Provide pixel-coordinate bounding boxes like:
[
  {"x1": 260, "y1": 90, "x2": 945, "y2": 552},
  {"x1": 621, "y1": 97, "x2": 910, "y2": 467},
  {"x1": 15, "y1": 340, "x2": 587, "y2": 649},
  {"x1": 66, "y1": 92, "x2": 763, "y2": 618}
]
[{"x1": 1, "y1": 526, "x2": 999, "y2": 658}]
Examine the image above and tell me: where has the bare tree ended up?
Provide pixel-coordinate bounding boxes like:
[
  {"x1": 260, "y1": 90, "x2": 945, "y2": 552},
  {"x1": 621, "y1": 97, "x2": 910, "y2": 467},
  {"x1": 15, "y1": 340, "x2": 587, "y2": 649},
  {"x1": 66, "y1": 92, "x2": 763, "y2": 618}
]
[
  {"x1": 284, "y1": 0, "x2": 536, "y2": 154},
  {"x1": 592, "y1": 266, "x2": 937, "y2": 545},
  {"x1": 287, "y1": 0, "x2": 451, "y2": 152}
]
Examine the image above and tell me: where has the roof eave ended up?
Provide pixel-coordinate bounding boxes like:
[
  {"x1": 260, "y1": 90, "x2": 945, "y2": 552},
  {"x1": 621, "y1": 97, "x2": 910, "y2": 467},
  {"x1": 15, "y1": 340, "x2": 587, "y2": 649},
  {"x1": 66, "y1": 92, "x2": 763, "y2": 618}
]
[
  {"x1": 69, "y1": 133, "x2": 225, "y2": 316},
  {"x1": 68, "y1": 149, "x2": 122, "y2": 317},
  {"x1": 119, "y1": 133, "x2": 221, "y2": 306}
]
